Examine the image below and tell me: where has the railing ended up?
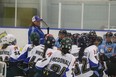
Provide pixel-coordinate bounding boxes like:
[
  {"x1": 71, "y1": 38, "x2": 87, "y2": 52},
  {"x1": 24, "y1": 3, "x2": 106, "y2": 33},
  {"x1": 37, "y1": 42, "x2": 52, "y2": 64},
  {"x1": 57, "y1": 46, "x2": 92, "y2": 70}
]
[
  {"x1": 0, "y1": 0, "x2": 116, "y2": 30},
  {"x1": 0, "y1": 61, "x2": 7, "y2": 77}
]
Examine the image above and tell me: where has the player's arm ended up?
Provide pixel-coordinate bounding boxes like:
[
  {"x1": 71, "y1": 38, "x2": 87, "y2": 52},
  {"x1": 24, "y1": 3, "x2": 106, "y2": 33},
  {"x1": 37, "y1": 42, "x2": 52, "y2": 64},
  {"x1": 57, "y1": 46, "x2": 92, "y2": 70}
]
[
  {"x1": 35, "y1": 57, "x2": 51, "y2": 69},
  {"x1": 17, "y1": 44, "x2": 29, "y2": 61},
  {"x1": 86, "y1": 48, "x2": 98, "y2": 70},
  {"x1": 35, "y1": 51, "x2": 54, "y2": 70},
  {"x1": 66, "y1": 55, "x2": 76, "y2": 77}
]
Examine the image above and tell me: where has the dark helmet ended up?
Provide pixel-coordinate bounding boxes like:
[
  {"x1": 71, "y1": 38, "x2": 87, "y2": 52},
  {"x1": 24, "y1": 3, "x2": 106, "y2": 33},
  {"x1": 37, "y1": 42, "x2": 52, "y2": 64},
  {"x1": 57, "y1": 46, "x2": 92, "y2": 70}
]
[
  {"x1": 30, "y1": 32, "x2": 40, "y2": 46},
  {"x1": 59, "y1": 29, "x2": 67, "y2": 35},
  {"x1": 60, "y1": 37, "x2": 72, "y2": 50},
  {"x1": 114, "y1": 33, "x2": 116, "y2": 37},
  {"x1": 96, "y1": 36, "x2": 103, "y2": 45},
  {"x1": 88, "y1": 30, "x2": 97, "y2": 37},
  {"x1": 78, "y1": 35, "x2": 89, "y2": 47},
  {"x1": 88, "y1": 30, "x2": 97, "y2": 44},
  {"x1": 44, "y1": 34, "x2": 55, "y2": 48},
  {"x1": 105, "y1": 31, "x2": 113, "y2": 37},
  {"x1": 67, "y1": 32, "x2": 72, "y2": 37},
  {"x1": 81, "y1": 33, "x2": 88, "y2": 36},
  {"x1": 72, "y1": 33, "x2": 80, "y2": 45}
]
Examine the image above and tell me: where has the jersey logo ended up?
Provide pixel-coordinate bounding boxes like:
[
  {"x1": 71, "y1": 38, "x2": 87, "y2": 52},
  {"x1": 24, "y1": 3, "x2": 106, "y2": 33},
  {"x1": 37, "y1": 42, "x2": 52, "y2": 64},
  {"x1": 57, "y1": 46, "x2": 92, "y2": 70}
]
[{"x1": 107, "y1": 47, "x2": 112, "y2": 53}]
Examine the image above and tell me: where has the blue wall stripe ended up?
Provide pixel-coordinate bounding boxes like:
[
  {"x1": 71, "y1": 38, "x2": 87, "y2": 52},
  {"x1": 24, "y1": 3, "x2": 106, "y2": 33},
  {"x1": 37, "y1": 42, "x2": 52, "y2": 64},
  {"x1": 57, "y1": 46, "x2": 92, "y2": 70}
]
[{"x1": 0, "y1": 26, "x2": 116, "y2": 32}]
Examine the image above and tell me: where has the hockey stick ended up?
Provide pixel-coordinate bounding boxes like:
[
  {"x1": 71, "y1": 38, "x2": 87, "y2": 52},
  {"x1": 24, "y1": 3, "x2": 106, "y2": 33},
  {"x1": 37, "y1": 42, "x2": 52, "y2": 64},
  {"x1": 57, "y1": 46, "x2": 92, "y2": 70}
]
[{"x1": 42, "y1": 20, "x2": 49, "y2": 34}]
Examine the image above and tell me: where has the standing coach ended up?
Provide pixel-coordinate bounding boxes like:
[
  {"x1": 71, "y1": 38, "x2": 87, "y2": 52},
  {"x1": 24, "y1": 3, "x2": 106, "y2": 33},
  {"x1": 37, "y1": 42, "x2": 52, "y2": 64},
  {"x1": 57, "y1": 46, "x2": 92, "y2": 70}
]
[{"x1": 28, "y1": 15, "x2": 45, "y2": 44}]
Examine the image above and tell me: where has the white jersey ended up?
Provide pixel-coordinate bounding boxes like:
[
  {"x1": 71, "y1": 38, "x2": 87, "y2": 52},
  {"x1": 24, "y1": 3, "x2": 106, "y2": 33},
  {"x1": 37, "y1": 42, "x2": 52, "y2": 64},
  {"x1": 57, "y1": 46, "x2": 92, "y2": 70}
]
[
  {"x1": 29, "y1": 44, "x2": 44, "y2": 63},
  {"x1": 0, "y1": 45, "x2": 20, "y2": 62},
  {"x1": 75, "y1": 45, "x2": 98, "y2": 77},
  {"x1": 76, "y1": 45, "x2": 98, "y2": 77},
  {"x1": 45, "y1": 46, "x2": 57, "y2": 58},
  {"x1": 21, "y1": 44, "x2": 34, "y2": 58},
  {"x1": 70, "y1": 45, "x2": 80, "y2": 58},
  {"x1": 85, "y1": 45, "x2": 99, "y2": 66},
  {"x1": 66, "y1": 45, "x2": 79, "y2": 77},
  {"x1": 17, "y1": 44, "x2": 34, "y2": 63},
  {"x1": 36, "y1": 50, "x2": 75, "y2": 77}
]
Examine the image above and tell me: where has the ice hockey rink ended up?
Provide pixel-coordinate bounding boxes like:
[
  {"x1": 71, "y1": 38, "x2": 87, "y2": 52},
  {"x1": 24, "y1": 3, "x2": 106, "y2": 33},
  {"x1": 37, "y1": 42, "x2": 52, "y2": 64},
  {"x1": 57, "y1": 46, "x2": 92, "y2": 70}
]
[{"x1": 0, "y1": 0, "x2": 116, "y2": 77}]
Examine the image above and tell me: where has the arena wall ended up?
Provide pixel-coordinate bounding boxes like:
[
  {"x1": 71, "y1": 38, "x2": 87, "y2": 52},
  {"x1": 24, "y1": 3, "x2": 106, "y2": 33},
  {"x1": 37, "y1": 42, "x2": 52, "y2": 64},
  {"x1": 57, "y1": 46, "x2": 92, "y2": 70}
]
[{"x1": 0, "y1": 27, "x2": 116, "y2": 48}]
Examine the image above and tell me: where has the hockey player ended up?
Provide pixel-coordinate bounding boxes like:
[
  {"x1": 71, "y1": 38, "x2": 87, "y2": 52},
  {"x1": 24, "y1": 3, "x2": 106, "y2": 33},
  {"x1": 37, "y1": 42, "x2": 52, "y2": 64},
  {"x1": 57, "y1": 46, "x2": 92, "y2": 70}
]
[
  {"x1": 29, "y1": 34, "x2": 56, "y2": 64},
  {"x1": 34, "y1": 37, "x2": 75, "y2": 77},
  {"x1": 65, "y1": 33, "x2": 80, "y2": 77},
  {"x1": 112, "y1": 33, "x2": 116, "y2": 43},
  {"x1": 76, "y1": 30, "x2": 103, "y2": 77},
  {"x1": 99, "y1": 32, "x2": 116, "y2": 76},
  {"x1": 25, "y1": 34, "x2": 56, "y2": 77},
  {"x1": 70, "y1": 33, "x2": 80, "y2": 58},
  {"x1": 66, "y1": 32, "x2": 72, "y2": 38},
  {"x1": 0, "y1": 34, "x2": 19, "y2": 62},
  {"x1": 87, "y1": 31, "x2": 103, "y2": 77},
  {"x1": 108, "y1": 33, "x2": 116, "y2": 77},
  {"x1": 112, "y1": 33, "x2": 116, "y2": 55},
  {"x1": 17, "y1": 32, "x2": 40, "y2": 76},
  {"x1": 0, "y1": 34, "x2": 22, "y2": 77},
  {"x1": 43, "y1": 34, "x2": 57, "y2": 58},
  {"x1": 18, "y1": 32, "x2": 40, "y2": 63},
  {"x1": 73, "y1": 35, "x2": 93, "y2": 77},
  {"x1": 55, "y1": 29, "x2": 67, "y2": 49}
]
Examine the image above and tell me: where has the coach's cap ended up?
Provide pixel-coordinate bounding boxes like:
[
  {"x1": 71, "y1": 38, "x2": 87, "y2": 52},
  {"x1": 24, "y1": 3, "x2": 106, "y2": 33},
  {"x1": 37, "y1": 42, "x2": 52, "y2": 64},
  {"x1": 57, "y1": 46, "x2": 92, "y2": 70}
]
[{"x1": 32, "y1": 15, "x2": 42, "y2": 22}]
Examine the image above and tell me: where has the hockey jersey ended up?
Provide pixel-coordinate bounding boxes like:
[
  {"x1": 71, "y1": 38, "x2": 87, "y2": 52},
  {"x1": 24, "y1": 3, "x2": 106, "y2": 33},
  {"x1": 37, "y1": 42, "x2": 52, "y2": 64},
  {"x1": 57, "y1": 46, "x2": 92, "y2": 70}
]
[
  {"x1": 72, "y1": 45, "x2": 94, "y2": 77},
  {"x1": 29, "y1": 44, "x2": 44, "y2": 63},
  {"x1": 0, "y1": 45, "x2": 20, "y2": 62},
  {"x1": 17, "y1": 44, "x2": 34, "y2": 63},
  {"x1": 35, "y1": 50, "x2": 75, "y2": 77}
]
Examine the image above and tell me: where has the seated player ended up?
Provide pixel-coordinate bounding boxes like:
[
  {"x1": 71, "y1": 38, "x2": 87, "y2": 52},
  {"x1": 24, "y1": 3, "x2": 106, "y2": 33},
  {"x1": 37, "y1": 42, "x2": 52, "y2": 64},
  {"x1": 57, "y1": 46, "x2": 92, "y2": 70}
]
[
  {"x1": 55, "y1": 29, "x2": 67, "y2": 49},
  {"x1": 44, "y1": 34, "x2": 57, "y2": 58},
  {"x1": 73, "y1": 35, "x2": 93, "y2": 77},
  {"x1": 0, "y1": 34, "x2": 22, "y2": 77},
  {"x1": 87, "y1": 31, "x2": 103, "y2": 77},
  {"x1": 99, "y1": 32, "x2": 115, "y2": 77},
  {"x1": 34, "y1": 37, "x2": 75, "y2": 77},
  {"x1": 70, "y1": 33, "x2": 80, "y2": 58},
  {"x1": 17, "y1": 32, "x2": 40, "y2": 77}
]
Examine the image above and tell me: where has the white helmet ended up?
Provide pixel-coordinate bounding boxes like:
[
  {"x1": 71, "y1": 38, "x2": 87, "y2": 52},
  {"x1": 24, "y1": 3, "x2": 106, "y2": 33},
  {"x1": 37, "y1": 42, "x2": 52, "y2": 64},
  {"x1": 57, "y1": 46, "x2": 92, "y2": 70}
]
[{"x1": 1, "y1": 34, "x2": 16, "y2": 45}]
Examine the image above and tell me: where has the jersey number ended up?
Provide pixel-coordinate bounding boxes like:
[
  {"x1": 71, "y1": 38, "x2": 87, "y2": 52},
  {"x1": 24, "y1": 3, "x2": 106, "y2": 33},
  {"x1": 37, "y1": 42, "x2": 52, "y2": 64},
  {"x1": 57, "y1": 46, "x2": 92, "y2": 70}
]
[{"x1": 50, "y1": 64, "x2": 67, "y2": 76}]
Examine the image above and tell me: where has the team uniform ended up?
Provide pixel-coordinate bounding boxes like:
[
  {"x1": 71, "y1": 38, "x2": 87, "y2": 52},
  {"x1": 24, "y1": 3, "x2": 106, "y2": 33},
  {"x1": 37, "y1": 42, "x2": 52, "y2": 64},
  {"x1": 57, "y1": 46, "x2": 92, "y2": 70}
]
[
  {"x1": 35, "y1": 50, "x2": 75, "y2": 77},
  {"x1": 17, "y1": 44, "x2": 34, "y2": 64},
  {"x1": 29, "y1": 44, "x2": 44, "y2": 63},
  {"x1": 45, "y1": 46, "x2": 57, "y2": 58},
  {"x1": 44, "y1": 34, "x2": 57, "y2": 58},
  {"x1": 99, "y1": 42, "x2": 116, "y2": 76},
  {"x1": 70, "y1": 45, "x2": 80, "y2": 59},
  {"x1": 55, "y1": 38, "x2": 61, "y2": 49},
  {"x1": 71, "y1": 45, "x2": 93, "y2": 77},
  {"x1": 35, "y1": 37, "x2": 75, "y2": 77},
  {"x1": 0, "y1": 45, "x2": 22, "y2": 77},
  {"x1": 67, "y1": 45, "x2": 79, "y2": 77},
  {"x1": 85, "y1": 45, "x2": 102, "y2": 77},
  {"x1": 18, "y1": 32, "x2": 41, "y2": 77},
  {"x1": 55, "y1": 29, "x2": 67, "y2": 49},
  {"x1": 0, "y1": 34, "x2": 24, "y2": 77}
]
